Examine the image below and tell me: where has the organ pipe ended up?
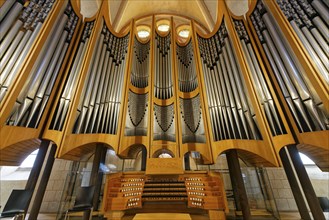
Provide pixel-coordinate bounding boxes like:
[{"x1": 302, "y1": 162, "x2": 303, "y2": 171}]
[
  {"x1": 72, "y1": 22, "x2": 130, "y2": 134},
  {"x1": 131, "y1": 37, "x2": 150, "y2": 88},
  {"x1": 5, "y1": 2, "x2": 79, "y2": 128},
  {"x1": 198, "y1": 21, "x2": 261, "y2": 141},
  {"x1": 233, "y1": 18, "x2": 286, "y2": 136},
  {"x1": 276, "y1": 0, "x2": 329, "y2": 84},
  {"x1": 176, "y1": 40, "x2": 198, "y2": 93},
  {"x1": 1, "y1": 0, "x2": 327, "y2": 166},
  {"x1": 250, "y1": 0, "x2": 329, "y2": 132},
  {"x1": 50, "y1": 21, "x2": 94, "y2": 131},
  {"x1": 154, "y1": 31, "x2": 173, "y2": 100},
  {"x1": 0, "y1": 0, "x2": 56, "y2": 103}
]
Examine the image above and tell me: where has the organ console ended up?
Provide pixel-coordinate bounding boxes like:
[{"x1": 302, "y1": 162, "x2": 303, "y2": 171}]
[{"x1": 102, "y1": 171, "x2": 228, "y2": 219}]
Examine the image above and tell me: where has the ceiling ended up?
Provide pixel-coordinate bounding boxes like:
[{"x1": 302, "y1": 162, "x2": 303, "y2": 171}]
[{"x1": 80, "y1": 0, "x2": 249, "y2": 33}]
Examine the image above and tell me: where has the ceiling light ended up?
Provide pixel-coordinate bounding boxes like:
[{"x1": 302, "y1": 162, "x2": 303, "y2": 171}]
[
  {"x1": 178, "y1": 29, "x2": 189, "y2": 38},
  {"x1": 158, "y1": 24, "x2": 170, "y2": 32},
  {"x1": 137, "y1": 30, "x2": 150, "y2": 38}
]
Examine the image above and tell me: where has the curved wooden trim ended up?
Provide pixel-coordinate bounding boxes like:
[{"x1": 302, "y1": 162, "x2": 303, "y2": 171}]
[
  {"x1": 102, "y1": 0, "x2": 130, "y2": 37},
  {"x1": 119, "y1": 13, "x2": 209, "y2": 35},
  {"x1": 153, "y1": 96, "x2": 175, "y2": 106},
  {"x1": 212, "y1": 140, "x2": 279, "y2": 167},
  {"x1": 128, "y1": 85, "x2": 150, "y2": 94},
  {"x1": 178, "y1": 89, "x2": 200, "y2": 99},
  {"x1": 175, "y1": 22, "x2": 193, "y2": 47},
  {"x1": 0, "y1": 138, "x2": 41, "y2": 166}
]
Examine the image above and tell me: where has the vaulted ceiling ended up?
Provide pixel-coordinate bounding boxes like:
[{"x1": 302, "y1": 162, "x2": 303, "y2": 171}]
[{"x1": 79, "y1": 0, "x2": 249, "y2": 33}]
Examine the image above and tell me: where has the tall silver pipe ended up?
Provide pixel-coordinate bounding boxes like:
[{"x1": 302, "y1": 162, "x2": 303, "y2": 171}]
[
  {"x1": 224, "y1": 37, "x2": 260, "y2": 139},
  {"x1": 262, "y1": 31, "x2": 312, "y2": 131},
  {"x1": 0, "y1": 23, "x2": 42, "y2": 102},
  {"x1": 98, "y1": 51, "x2": 112, "y2": 133},
  {"x1": 14, "y1": 16, "x2": 68, "y2": 125},
  {"x1": 290, "y1": 22, "x2": 329, "y2": 83},
  {"x1": 220, "y1": 34, "x2": 246, "y2": 138},
  {"x1": 200, "y1": 46, "x2": 217, "y2": 139},
  {"x1": 0, "y1": 20, "x2": 23, "y2": 59},
  {"x1": 88, "y1": 37, "x2": 108, "y2": 133},
  {"x1": 32, "y1": 42, "x2": 69, "y2": 128},
  {"x1": 212, "y1": 64, "x2": 228, "y2": 140},
  {"x1": 75, "y1": 33, "x2": 103, "y2": 133},
  {"x1": 246, "y1": 42, "x2": 284, "y2": 134},
  {"x1": 102, "y1": 50, "x2": 115, "y2": 133},
  {"x1": 311, "y1": 0, "x2": 329, "y2": 25},
  {"x1": 263, "y1": 13, "x2": 326, "y2": 130},
  {"x1": 53, "y1": 39, "x2": 88, "y2": 130},
  {"x1": 0, "y1": 2, "x2": 23, "y2": 41},
  {"x1": 94, "y1": 49, "x2": 110, "y2": 133},
  {"x1": 241, "y1": 41, "x2": 278, "y2": 135},
  {"x1": 0, "y1": 30, "x2": 23, "y2": 72},
  {"x1": 155, "y1": 37, "x2": 159, "y2": 98},
  {"x1": 26, "y1": 31, "x2": 69, "y2": 127},
  {"x1": 312, "y1": 16, "x2": 328, "y2": 39},
  {"x1": 0, "y1": 0, "x2": 16, "y2": 22},
  {"x1": 218, "y1": 55, "x2": 236, "y2": 139},
  {"x1": 303, "y1": 28, "x2": 329, "y2": 62},
  {"x1": 109, "y1": 64, "x2": 120, "y2": 134}
]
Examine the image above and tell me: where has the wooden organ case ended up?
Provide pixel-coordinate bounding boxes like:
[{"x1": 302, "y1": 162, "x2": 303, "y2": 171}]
[{"x1": 0, "y1": 0, "x2": 328, "y2": 219}]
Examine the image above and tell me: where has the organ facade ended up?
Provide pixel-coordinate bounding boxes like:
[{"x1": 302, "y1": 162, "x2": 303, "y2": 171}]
[{"x1": 0, "y1": 0, "x2": 328, "y2": 219}]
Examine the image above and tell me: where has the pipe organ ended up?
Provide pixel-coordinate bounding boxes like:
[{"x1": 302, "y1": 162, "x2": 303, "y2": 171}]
[{"x1": 0, "y1": 0, "x2": 328, "y2": 185}]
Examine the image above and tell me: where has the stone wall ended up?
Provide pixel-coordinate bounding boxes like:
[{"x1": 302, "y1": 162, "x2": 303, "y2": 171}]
[
  {"x1": 266, "y1": 167, "x2": 298, "y2": 211},
  {"x1": 0, "y1": 159, "x2": 72, "y2": 214},
  {"x1": 38, "y1": 159, "x2": 72, "y2": 213}
]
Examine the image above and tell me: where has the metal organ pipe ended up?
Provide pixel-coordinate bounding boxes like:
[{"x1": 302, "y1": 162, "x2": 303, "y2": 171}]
[
  {"x1": 0, "y1": 0, "x2": 16, "y2": 22},
  {"x1": 277, "y1": 0, "x2": 329, "y2": 84},
  {"x1": 72, "y1": 23, "x2": 129, "y2": 134},
  {"x1": 51, "y1": 21, "x2": 94, "y2": 131},
  {"x1": 74, "y1": 31, "x2": 103, "y2": 133},
  {"x1": 233, "y1": 19, "x2": 285, "y2": 136},
  {"x1": 0, "y1": 0, "x2": 56, "y2": 103},
  {"x1": 130, "y1": 38, "x2": 150, "y2": 88},
  {"x1": 154, "y1": 32, "x2": 173, "y2": 100},
  {"x1": 250, "y1": 0, "x2": 329, "y2": 131},
  {"x1": 13, "y1": 15, "x2": 68, "y2": 126},
  {"x1": 198, "y1": 21, "x2": 261, "y2": 141},
  {"x1": 0, "y1": 1, "x2": 23, "y2": 42},
  {"x1": 176, "y1": 40, "x2": 198, "y2": 93},
  {"x1": 6, "y1": 3, "x2": 78, "y2": 128}
]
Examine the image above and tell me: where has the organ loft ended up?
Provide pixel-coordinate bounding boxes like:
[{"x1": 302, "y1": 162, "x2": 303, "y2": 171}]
[{"x1": 0, "y1": 0, "x2": 328, "y2": 220}]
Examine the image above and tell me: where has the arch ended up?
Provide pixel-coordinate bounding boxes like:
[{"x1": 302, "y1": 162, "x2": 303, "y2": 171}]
[
  {"x1": 225, "y1": 0, "x2": 249, "y2": 17},
  {"x1": 215, "y1": 149, "x2": 277, "y2": 168},
  {"x1": 60, "y1": 142, "x2": 114, "y2": 162},
  {"x1": 0, "y1": 138, "x2": 41, "y2": 166},
  {"x1": 297, "y1": 143, "x2": 329, "y2": 172},
  {"x1": 152, "y1": 149, "x2": 174, "y2": 158},
  {"x1": 121, "y1": 144, "x2": 147, "y2": 159}
]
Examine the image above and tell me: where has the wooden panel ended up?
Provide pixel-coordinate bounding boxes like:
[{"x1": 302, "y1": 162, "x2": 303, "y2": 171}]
[
  {"x1": 0, "y1": 139, "x2": 41, "y2": 166},
  {"x1": 146, "y1": 158, "x2": 184, "y2": 175}
]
